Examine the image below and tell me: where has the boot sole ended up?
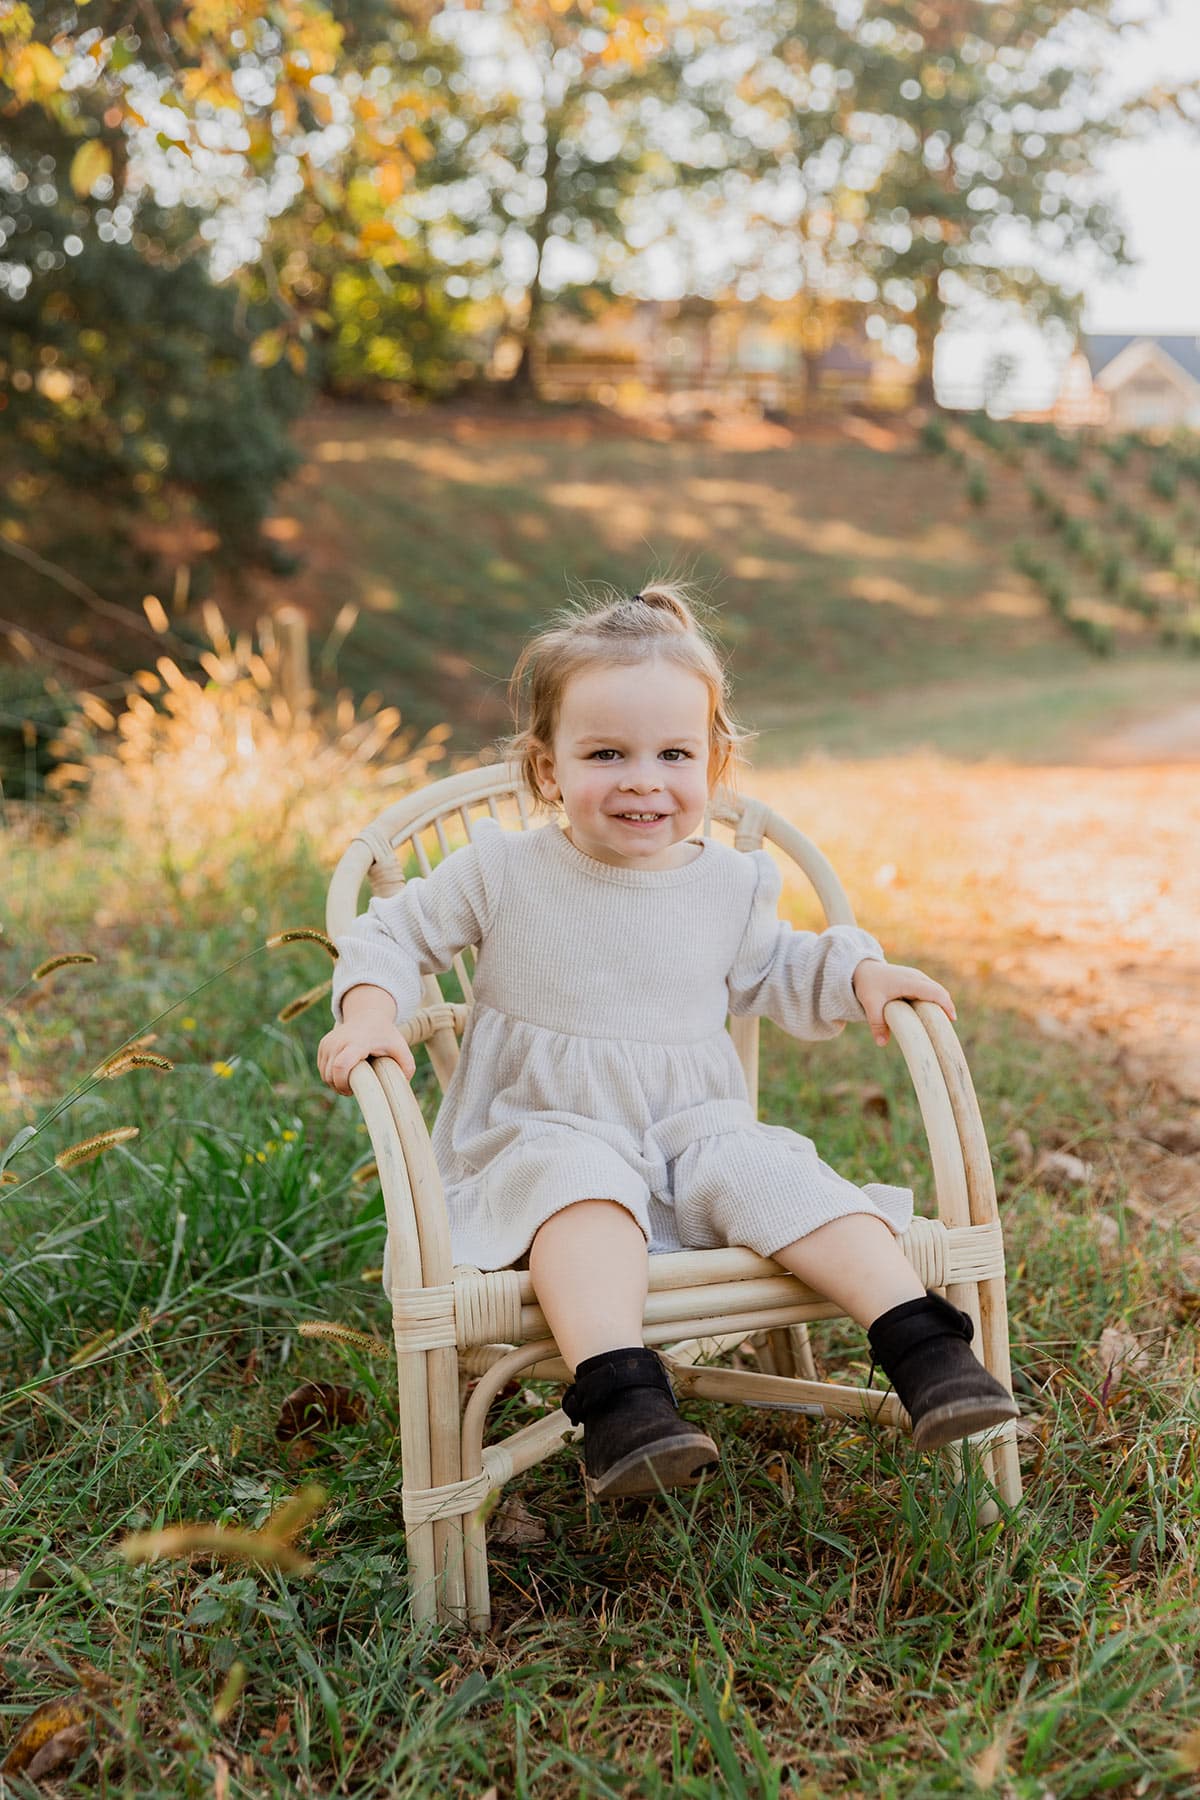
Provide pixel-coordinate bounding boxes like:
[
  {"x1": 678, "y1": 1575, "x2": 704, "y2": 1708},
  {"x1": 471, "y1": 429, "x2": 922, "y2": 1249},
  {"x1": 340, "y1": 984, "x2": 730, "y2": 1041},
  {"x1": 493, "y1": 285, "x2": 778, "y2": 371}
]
[
  {"x1": 585, "y1": 1430, "x2": 720, "y2": 1500},
  {"x1": 911, "y1": 1395, "x2": 1020, "y2": 1450}
]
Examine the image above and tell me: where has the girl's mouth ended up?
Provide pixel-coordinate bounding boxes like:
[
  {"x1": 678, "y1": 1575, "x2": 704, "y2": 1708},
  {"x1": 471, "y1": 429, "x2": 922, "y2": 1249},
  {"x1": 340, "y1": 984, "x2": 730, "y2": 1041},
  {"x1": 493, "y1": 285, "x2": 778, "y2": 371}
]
[{"x1": 614, "y1": 812, "x2": 666, "y2": 825}]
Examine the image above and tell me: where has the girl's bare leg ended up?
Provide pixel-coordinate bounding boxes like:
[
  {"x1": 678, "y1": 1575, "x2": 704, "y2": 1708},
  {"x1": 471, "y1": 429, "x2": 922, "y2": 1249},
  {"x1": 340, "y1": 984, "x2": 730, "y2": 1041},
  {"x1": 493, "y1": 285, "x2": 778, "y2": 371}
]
[
  {"x1": 527, "y1": 1199, "x2": 649, "y2": 1372},
  {"x1": 769, "y1": 1212, "x2": 926, "y2": 1328}
]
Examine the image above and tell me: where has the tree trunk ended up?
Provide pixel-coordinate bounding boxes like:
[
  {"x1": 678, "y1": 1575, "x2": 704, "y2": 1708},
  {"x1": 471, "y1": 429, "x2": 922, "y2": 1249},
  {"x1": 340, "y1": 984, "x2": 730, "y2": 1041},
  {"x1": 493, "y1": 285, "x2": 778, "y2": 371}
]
[
  {"x1": 505, "y1": 132, "x2": 560, "y2": 402},
  {"x1": 913, "y1": 281, "x2": 945, "y2": 407}
]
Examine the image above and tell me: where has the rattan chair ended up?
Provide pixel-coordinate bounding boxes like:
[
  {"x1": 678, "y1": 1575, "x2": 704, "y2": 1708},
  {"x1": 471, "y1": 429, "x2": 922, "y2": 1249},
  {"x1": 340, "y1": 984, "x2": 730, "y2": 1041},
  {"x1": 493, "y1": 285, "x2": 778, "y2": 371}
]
[{"x1": 324, "y1": 761, "x2": 1022, "y2": 1631}]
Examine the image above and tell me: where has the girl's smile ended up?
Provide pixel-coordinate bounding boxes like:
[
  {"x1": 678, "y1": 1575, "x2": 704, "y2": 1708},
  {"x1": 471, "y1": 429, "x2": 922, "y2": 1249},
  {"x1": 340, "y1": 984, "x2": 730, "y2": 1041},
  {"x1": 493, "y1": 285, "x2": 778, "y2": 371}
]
[{"x1": 532, "y1": 659, "x2": 713, "y2": 870}]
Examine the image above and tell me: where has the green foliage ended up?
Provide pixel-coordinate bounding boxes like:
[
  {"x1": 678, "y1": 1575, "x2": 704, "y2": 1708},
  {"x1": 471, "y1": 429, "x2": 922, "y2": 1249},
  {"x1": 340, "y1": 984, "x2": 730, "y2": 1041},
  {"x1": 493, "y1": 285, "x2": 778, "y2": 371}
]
[
  {"x1": 1101, "y1": 436, "x2": 1133, "y2": 467},
  {"x1": 918, "y1": 415, "x2": 948, "y2": 454},
  {"x1": 1, "y1": 190, "x2": 308, "y2": 556},
  {"x1": 322, "y1": 264, "x2": 475, "y2": 399},
  {"x1": 1148, "y1": 459, "x2": 1179, "y2": 501},
  {"x1": 1133, "y1": 514, "x2": 1177, "y2": 565},
  {"x1": 1088, "y1": 471, "x2": 1110, "y2": 504},
  {"x1": 1061, "y1": 516, "x2": 1097, "y2": 562},
  {"x1": 1044, "y1": 432, "x2": 1082, "y2": 470},
  {"x1": 965, "y1": 464, "x2": 989, "y2": 507},
  {"x1": 1068, "y1": 614, "x2": 1115, "y2": 657}
]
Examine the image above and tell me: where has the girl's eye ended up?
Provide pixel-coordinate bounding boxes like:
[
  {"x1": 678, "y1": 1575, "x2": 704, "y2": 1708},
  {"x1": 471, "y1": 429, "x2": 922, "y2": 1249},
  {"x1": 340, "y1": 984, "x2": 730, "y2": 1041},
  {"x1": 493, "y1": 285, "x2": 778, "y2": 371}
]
[{"x1": 588, "y1": 748, "x2": 692, "y2": 761}]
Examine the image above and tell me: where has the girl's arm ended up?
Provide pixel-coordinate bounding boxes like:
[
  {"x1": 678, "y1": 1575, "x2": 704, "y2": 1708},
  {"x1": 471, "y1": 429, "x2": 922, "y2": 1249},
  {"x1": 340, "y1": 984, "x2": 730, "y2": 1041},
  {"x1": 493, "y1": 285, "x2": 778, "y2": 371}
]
[
  {"x1": 330, "y1": 819, "x2": 507, "y2": 1026},
  {"x1": 726, "y1": 850, "x2": 886, "y2": 1041}
]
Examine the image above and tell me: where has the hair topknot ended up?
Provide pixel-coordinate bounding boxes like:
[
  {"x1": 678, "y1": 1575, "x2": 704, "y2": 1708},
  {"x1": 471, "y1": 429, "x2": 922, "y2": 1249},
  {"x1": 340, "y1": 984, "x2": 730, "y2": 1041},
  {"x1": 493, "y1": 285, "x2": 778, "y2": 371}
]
[{"x1": 498, "y1": 578, "x2": 756, "y2": 811}]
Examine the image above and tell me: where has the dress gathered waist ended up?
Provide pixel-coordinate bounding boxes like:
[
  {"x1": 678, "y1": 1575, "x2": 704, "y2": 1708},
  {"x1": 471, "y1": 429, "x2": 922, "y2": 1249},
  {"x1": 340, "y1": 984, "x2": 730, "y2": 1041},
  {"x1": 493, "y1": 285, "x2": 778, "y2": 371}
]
[{"x1": 467, "y1": 997, "x2": 736, "y2": 1049}]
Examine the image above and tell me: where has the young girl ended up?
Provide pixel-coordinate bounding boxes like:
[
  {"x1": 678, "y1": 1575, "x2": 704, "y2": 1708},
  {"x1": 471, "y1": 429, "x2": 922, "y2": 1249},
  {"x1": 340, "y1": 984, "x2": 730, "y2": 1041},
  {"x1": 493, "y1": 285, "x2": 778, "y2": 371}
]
[{"x1": 318, "y1": 585, "x2": 1018, "y2": 1499}]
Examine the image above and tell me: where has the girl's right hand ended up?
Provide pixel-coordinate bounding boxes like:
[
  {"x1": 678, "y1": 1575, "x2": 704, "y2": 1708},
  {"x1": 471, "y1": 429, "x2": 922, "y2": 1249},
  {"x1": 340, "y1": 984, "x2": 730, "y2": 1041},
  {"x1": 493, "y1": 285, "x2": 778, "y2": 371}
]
[{"x1": 316, "y1": 1022, "x2": 416, "y2": 1094}]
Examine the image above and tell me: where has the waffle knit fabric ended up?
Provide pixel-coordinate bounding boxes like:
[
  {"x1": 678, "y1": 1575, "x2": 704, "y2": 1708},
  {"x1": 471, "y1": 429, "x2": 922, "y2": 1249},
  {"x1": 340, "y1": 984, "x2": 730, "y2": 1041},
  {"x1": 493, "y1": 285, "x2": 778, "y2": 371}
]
[{"x1": 331, "y1": 817, "x2": 914, "y2": 1272}]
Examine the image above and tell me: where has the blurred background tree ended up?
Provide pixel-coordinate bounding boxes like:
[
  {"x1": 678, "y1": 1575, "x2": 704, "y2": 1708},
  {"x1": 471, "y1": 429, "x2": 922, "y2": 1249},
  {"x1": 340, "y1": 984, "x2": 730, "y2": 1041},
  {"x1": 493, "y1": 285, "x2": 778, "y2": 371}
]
[
  {"x1": 723, "y1": 0, "x2": 1188, "y2": 400},
  {"x1": 0, "y1": 0, "x2": 448, "y2": 571}
]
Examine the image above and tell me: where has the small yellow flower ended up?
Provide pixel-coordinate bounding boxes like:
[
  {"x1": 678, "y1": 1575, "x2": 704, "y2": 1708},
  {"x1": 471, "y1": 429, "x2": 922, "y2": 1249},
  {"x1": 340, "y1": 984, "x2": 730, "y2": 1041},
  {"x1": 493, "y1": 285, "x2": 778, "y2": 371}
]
[
  {"x1": 211, "y1": 1060, "x2": 236, "y2": 1078},
  {"x1": 255, "y1": 1150, "x2": 266, "y2": 1162},
  {"x1": 244, "y1": 1152, "x2": 254, "y2": 1164},
  {"x1": 181, "y1": 1016, "x2": 197, "y2": 1030},
  {"x1": 282, "y1": 1129, "x2": 297, "y2": 1142}
]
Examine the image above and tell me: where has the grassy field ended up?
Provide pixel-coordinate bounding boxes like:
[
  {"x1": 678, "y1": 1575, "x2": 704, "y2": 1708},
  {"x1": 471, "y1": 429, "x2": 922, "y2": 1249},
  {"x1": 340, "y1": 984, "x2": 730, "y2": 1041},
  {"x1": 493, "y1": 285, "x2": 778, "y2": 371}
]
[
  {"x1": 219, "y1": 405, "x2": 1196, "y2": 767},
  {"x1": 3, "y1": 741, "x2": 1200, "y2": 1796},
  {"x1": 3, "y1": 410, "x2": 1200, "y2": 1794}
]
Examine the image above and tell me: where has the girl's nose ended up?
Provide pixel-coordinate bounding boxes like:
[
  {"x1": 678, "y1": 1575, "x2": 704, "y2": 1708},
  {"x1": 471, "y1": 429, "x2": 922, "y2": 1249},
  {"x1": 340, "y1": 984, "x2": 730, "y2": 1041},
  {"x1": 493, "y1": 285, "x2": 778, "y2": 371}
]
[{"x1": 620, "y1": 765, "x2": 662, "y2": 790}]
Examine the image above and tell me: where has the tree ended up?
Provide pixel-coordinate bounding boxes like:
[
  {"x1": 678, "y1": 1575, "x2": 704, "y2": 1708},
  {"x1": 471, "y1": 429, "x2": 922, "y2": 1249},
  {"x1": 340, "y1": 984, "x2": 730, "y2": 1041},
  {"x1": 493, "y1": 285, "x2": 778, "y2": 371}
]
[
  {"x1": 424, "y1": 0, "x2": 710, "y2": 396},
  {"x1": 735, "y1": 0, "x2": 1197, "y2": 403},
  {"x1": 0, "y1": 1, "x2": 452, "y2": 551}
]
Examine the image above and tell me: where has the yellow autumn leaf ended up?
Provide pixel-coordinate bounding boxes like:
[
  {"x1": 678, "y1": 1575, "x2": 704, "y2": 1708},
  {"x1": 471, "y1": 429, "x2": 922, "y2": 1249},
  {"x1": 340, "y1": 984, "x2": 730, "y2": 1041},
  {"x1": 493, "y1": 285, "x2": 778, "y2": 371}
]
[
  {"x1": 251, "y1": 329, "x2": 286, "y2": 369},
  {"x1": 401, "y1": 124, "x2": 433, "y2": 164},
  {"x1": 13, "y1": 41, "x2": 64, "y2": 96},
  {"x1": 69, "y1": 139, "x2": 112, "y2": 198},
  {"x1": 376, "y1": 159, "x2": 404, "y2": 203}
]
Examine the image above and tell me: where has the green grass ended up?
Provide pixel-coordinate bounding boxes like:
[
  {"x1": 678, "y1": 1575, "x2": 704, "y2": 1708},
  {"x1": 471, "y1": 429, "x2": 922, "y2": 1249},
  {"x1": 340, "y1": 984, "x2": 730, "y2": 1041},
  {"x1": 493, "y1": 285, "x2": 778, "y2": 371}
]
[
  {"x1": 219, "y1": 411, "x2": 1197, "y2": 763},
  {"x1": 3, "y1": 822, "x2": 1199, "y2": 1796}
]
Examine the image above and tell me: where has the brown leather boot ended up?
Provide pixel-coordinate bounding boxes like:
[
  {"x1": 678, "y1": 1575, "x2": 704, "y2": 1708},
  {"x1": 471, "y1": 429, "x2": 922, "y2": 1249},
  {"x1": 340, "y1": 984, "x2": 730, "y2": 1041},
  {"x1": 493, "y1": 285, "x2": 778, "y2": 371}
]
[{"x1": 562, "y1": 1347, "x2": 720, "y2": 1500}]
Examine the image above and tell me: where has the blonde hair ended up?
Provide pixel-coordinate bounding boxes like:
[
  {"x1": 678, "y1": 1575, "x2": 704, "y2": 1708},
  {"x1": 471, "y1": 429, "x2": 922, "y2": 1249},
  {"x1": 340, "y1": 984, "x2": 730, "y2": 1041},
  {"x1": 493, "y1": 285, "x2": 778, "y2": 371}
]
[{"x1": 501, "y1": 581, "x2": 756, "y2": 812}]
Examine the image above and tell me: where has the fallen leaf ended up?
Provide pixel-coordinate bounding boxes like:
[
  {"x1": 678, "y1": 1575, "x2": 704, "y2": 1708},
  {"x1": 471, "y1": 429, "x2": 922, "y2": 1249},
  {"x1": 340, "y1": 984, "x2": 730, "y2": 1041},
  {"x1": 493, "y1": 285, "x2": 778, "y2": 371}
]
[
  {"x1": 970, "y1": 1734, "x2": 1005, "y2": 1788},
  {"x1": 763, "y1": 1451, "x2": 794, "y2": 1504},
  {"x1": 828, "y1": 1080, "x2": 890, "y2": 1120},
  {"x1": 1034, "y1": 1149, "x2": 1095, "y2": 1191},
  {"x1": 1149, "y1": 1118, "x2": 1200, "y2": 1157},
  {"x1": 1, "y1": 1695, "x2": 91, "y2": 1776},
  {"x1": 1174, "y1": 1725, "x2": 1200, "y2": 1775},
  {"x1": 1007, "y1": 1127, "x2": 1035, "y2": 1174},
  {"x1": 275, "y1": 1382, "x2": 367, "y2": 1443},
  {"x1": 1097, "y1": 1325, "x2": 1152, "y2": 1393},
  {"x1": 27, "y1": 1722, "x2": 91, "y2": 1782},
  {"x1": 489, "y1": 1496, "x2": 547, "y2": 1547}
]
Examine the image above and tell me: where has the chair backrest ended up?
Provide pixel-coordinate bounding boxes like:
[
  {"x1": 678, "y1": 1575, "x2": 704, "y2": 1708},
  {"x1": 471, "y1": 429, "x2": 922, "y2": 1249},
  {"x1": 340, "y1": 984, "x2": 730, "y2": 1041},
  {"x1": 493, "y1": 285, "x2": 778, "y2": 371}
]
[{"x1": 326, "y1": 760, "x2": 860, "y2": 1114}]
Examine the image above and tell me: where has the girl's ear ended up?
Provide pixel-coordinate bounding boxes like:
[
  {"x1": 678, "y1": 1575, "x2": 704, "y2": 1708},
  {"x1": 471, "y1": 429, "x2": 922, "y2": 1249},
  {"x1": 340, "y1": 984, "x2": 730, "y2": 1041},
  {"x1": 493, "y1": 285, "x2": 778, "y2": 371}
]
[{"x1": 531, "y1": 742, "x2": 558, "y2": 800}]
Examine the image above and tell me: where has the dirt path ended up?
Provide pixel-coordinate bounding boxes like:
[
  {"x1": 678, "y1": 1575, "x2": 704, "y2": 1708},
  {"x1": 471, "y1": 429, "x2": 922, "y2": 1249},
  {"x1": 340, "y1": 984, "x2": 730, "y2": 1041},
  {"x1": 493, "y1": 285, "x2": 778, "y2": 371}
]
[{"x1": 753, "y1": 746, "x2": 1200, "y2": 1243}]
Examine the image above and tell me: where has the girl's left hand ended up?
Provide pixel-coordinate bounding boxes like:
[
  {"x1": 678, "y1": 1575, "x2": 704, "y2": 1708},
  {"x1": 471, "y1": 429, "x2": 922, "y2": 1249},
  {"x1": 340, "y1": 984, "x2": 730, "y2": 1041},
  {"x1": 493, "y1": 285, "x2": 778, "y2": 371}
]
[{"x1": 851, "y1": 958, "x2": 956, "y2": 1048}]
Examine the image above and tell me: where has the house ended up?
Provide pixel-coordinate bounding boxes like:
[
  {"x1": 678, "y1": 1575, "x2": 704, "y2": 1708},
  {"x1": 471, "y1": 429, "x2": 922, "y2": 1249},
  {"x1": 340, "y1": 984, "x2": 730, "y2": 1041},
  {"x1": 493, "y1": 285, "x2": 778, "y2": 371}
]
[{"x1": 1081, "y1": 335, "x2": 1200, "y2": 431}]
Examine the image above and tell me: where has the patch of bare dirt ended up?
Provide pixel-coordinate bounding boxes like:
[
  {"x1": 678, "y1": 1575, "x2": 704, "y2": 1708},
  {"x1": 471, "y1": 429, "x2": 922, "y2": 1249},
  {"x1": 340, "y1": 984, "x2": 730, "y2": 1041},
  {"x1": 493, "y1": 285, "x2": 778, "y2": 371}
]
[{"x1": 753, "y1": 753, "x2": 1200, "y2": 1248}]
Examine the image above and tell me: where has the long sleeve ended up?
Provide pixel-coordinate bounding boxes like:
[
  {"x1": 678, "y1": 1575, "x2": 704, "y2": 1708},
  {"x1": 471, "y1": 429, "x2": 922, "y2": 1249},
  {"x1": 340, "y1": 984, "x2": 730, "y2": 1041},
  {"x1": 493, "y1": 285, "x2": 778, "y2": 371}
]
[
  {"x1": 330, "y1": 819, "x2": 507, "y2": 1025},
  {"x1": 726, "y1": 850, "x2": 885, "y2": 1040}
]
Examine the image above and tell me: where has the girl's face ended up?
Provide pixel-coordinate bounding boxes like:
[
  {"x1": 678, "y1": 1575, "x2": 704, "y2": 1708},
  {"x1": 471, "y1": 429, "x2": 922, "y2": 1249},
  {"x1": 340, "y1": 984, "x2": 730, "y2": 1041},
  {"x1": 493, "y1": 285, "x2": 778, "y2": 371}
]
[{"x1": 532, "y1": 658, "x2": 714, "y2": 870}]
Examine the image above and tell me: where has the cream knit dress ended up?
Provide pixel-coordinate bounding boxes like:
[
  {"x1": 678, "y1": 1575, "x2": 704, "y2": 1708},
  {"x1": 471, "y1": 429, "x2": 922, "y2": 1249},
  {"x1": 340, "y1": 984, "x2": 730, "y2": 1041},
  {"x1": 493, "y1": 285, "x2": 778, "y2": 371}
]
[{"x1": 331, "y1": 817, "x2": 914, "y2": 1272}]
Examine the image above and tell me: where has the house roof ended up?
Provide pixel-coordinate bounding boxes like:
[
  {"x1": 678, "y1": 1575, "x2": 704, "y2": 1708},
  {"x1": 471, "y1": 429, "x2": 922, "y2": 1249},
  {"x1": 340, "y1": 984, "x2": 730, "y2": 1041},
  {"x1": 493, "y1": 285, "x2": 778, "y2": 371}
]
[{"x1": 1085, "y1": 334, "x2": 1200, "y2": 384}]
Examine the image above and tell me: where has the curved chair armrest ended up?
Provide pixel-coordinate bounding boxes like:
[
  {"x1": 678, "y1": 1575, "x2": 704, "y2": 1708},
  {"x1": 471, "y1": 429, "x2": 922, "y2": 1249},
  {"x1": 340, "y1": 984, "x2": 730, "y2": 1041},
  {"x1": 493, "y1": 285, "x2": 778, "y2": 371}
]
[
  {"x1": 880, "y1": 997, "x2": 972, "y2": 1233},
  {"x1": 911, "y1": 1001, "x2": 1001, "y2": 1230}
]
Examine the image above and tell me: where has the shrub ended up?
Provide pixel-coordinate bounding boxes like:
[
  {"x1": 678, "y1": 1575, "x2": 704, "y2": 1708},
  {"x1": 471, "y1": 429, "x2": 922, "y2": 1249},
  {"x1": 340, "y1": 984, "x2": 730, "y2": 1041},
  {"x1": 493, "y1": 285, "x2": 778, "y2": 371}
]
[
  {"x1": 919, "y1": 416, "x2": 949, "y2": 453},
  {"x1": 1069, "y1": 615, "x2": 1115, "y2": 657},
  {"x1": 1088, "y1": 472, "x2": 1111, "y2": 504},
  {"x1": 966, "y1": 466, "x2": 989, "y2": 507},
  {"x1": 1148, "y1": 460, "x2": 1179, "y2": 502},
  {"x1": 1045, "y1": 432, "x2": 1082, "y2": 470}
]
